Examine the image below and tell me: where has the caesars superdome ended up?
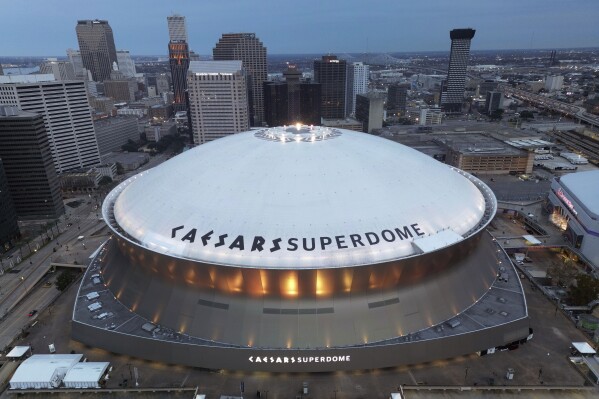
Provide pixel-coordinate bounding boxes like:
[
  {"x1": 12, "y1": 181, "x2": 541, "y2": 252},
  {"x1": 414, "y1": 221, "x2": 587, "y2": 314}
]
[{"x1": 73, "y1": 126, "x2": 529, "y2": 372}]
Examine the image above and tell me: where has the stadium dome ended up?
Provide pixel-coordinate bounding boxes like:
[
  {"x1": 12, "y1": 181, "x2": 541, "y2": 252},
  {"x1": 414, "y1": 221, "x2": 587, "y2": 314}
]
[
  {"x1": 72, "y1": 126, "x2": 529, "y2": 373},
  {"x1": 109, "y1": 126, "x2": 492, "y2": 268}
]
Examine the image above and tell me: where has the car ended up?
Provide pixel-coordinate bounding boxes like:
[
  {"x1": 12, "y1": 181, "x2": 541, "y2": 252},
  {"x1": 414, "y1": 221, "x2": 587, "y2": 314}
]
[
  {"x1": 66, "y1": 223, "x2": 72, "y2": 227},
  {"x1": 28, "y1": 310, "x2": 37, "y2": 317}
]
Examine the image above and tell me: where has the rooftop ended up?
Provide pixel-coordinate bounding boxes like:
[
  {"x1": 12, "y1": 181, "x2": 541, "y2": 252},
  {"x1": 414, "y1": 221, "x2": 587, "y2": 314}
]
[{"x1": 189, "y1": 61, "x2": 243, "y2": 74}]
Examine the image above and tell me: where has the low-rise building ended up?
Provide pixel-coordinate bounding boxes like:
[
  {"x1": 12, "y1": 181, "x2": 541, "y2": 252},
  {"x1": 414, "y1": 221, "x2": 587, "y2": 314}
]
[
  {"x1": 321, "y1": 117, "x2": 363, "y2": 132},
  {"x1": 144, "y1": 122, "x2": 177, "y2": 142}
]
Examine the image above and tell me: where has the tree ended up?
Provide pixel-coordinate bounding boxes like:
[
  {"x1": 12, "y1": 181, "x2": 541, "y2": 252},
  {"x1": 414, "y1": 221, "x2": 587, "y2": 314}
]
[
  {"x1": 55, "y1": 270, "x2": 76, "y2": 291},
  {"x1": 489, "y1": 109, "x2": 504, "y2": 121},
  {"x1": 519, "y1": 110, "x2": 534, "y2": 120},
  {"x1": 547, "y1": 263, "x2": 578, "y2": 287},
  {"x1": 569, "y1": 274, "x2": 599, "y2": 306}
]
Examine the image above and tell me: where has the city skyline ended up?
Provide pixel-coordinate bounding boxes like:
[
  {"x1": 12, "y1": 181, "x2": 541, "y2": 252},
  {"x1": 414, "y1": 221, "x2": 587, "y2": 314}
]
[{"x1": 1, "y1": 0, "x2": 598, "y2": 56}]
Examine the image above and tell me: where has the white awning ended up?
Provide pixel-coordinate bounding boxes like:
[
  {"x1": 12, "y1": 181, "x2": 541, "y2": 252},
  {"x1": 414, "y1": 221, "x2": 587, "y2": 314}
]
[
  {"x1": 6, "y1": 346, "x2": 30, "y2": 358},
  {"x1": 573, "y1": 341, "x2": 596, "y2": 354},
  {"x1": 523, "y1": 235, "x2": 542, "y2": 245},
  {"x1": 412, "y1": 229, "x2": 464, "y2": 253}
]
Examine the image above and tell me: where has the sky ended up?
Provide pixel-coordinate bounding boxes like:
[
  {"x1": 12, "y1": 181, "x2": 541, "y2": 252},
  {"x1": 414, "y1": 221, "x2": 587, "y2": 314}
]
[{"x1": 1, "y1": 0, "x2": 598, "y2": 56}]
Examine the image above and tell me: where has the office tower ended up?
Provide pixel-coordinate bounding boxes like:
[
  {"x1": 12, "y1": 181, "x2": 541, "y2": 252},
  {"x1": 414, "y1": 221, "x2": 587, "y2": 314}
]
[
  {"x1": 0, "y1": 158, "x2": 19, "y2": 248},
  {"x1": 263, "y1": 65, "x2": 321, "y2": 126},
  {"x1": 485, "y1": 91, "x2": 504, "y2": 114},
  {"x1": 419, "y1": 107, "x2": 443, "y2": 126},
  {"x1": 39, "y1": 58, "x2": 76, "y2": 81},
  {"x1": 76, "y1": 20, "x2": 118, "y2": 82},
  {"x1": 0, "y1": 63, "x2": 3, "y2": 75},
  {"x1": 168, "y1": 41, "x2": 190, "y2": 111},
  {"x1": 67, "y1": 48, "x2": 85, "y2": 78},
  {"x1": 545, "y1": 75, "x2": 564, "y2": 92},
  {"x1": 346, "y1": 62, "x2": 369, "y2": 116},
  {"x1": 0, "y1": 106, "x2": 64, "y2": 219},
  {"x1": 213, "y1": 33, "x2": 267, "y2": 126},
  {"x1": 93, "y1": 116, "x2": 139, "y2": 155},
  {"x1": 0, "y1": 75, "x2": 101, "y2": 174},
  {"x1": 104, "y1": 79, "x2": 137, "y2": 102},
  {"x1": 187, "y1": 61, "x2": 249, "y2": 145},
  {"x1": 440, "y1": 28, "x2": 475, "y2": 113},
  {"x1": 355, "y1": 92, "x2": 385, "y2": 133},
  {"x1": 167, "y1": 14, "x2": 188, "y2": 42},
  {"x1": 387, "y1": 83, "x2": 409, "y2": 115},
  {"x1": 167, "y1": 14, "x2": 190, "y2": 112},
  {"x1": 116, "y1": 50, "x2": 137, "y2": 78},
  {"x1": 313, "y1": 55, "x2": 347, "y2": 119}
]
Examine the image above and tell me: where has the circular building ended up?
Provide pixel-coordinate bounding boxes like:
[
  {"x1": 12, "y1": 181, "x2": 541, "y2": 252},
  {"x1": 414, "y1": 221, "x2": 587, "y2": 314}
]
[{"x1": 72, "y1": 126, "x2": 529, "y2": 372}]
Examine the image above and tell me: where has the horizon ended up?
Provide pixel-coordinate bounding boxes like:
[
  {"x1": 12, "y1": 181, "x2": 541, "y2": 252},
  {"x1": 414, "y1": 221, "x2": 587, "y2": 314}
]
[
  {"x1": 2, "y1": 46, "x2": 598, "y2": 61},
  {"x1": 1, "y1": 0, "x2": 598, "y2": 56}
]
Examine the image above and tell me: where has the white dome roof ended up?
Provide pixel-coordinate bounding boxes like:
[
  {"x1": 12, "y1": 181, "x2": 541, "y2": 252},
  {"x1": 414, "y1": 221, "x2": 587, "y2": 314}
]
[{"x1": 108, "y1": 127, "x2": 492, "y2": 268}]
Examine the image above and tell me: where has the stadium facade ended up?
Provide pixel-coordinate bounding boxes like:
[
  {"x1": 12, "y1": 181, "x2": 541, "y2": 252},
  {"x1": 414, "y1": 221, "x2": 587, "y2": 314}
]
[{"x1": 72, "y1": 126, "x2": 529, "y2": 372}]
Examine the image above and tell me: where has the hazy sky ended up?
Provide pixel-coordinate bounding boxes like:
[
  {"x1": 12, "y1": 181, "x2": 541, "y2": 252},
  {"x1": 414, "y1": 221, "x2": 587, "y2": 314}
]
[{"x1": 1, "y1": 0, "x2": 598, "y2": 56}]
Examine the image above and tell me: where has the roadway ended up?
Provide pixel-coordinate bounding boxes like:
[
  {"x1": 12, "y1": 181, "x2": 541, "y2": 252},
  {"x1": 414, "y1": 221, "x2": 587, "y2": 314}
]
[
  {"x1": 499, "y1": 84, "x2": 599, "y2": 129},
  {"x1": 0, "y1": 199, "x2": 108, "y2": 351},
  {"x1": 0, "y1": 153, "x2": 169, "y2": 352}
]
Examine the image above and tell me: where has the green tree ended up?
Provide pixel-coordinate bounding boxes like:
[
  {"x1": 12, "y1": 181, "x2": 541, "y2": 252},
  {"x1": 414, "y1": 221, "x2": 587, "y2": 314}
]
[
  {"x1": 489, "y1": 109, "x2": 504, "y2": 121},
  {"x1": 519, "y1": 110, "x2": 534, "y2": 120},
  {"x1": 569, "y1": 274, "x2": 599, "y2": 306},
  {"x1": 55, "y1": 270, "x2": 76, "y2": 291}
]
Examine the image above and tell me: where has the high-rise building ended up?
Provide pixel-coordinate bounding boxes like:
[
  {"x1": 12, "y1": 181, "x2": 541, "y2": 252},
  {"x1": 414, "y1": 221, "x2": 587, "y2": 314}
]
[
  {"x1": 0, "y1": 158, "x2": 19, "y2": 249},
  {"x1": 76, "y1": 20, "x2": 118, "y2": 82},
  {"x1": 187, "y1": 61, "x2": 249, "y2": 145},
  {"x1": 263, "y1": 65, "x2": 321, "y2": 127},
  {"x1": 94, "y1": 116, "x2": 139, "y2": 156},
  {"x1": 0, "y1": 75, "x2": 101, "y2": 174},
  {"x1": 314, "y1": 55, "x2": 347, "y2": 119},
  {"x1": 387, "y1": 83, "x2": 409, "y2": 115},
  {"x1": 168, "y1": 41, "x2": 190, "y2": 111},
  {"x1": 167, "y1": 15, "x2": 188, "y2": 42},
  {"x1": 485, "y1": 91, "x2": 504, "y2": 114},
  {"x1": 0, "y1": 63, "x2": 3, "y2": 76},
  {"x1": 355, "y1": 92, "x2": 385, "y2": 133},
  {"x1": 66, "y1": 48, "x2": 84, "y2": 78},
  {"x1": 167, "y1": 14, "x2": 190, "y2": 112},
  {"x1": 116, "y1": 50, "x2": 137, "y2": 78},
  {"x1": 346, "y1": 62, "x2": 369, "y2": 116},
  {"x1": 39, "y1": 58, "x2": 76, "y2": 81},
  {"x1": 213, "y1": 33, "x2": 267, "y2": 126},
  {"x1": 104, "y1": 79, "x2": 137, "y2": 102},
  {"x1": 545, "y1": 75, "x2": 564, "y2": 92},
  {"x1": 419, "y1": 107, "x2": 443, "y2": 126},
  {"x1": 440, "y1": 28, "x2": 475, "y2": 113},
  {"x1": 0, "y1": 106, "x2": 64, "y2": 219}
]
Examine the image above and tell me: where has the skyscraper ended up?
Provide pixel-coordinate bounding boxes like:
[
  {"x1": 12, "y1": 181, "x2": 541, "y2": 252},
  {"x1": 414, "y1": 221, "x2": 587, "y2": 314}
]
[
  {"x1": 167, "y1": 15, "x2": 188, "y2": 42},
  {"x1": 66, "y1": 48, "x2": 87, "y2": 80},
  {"x1": 440, "y1": 28, "x2": 476, "y2": 113},
  {"x1": 355, "y1": 92, "x2": 385, "y2": 133},
  {"x1": 0, "y1": 106, "x2": 64, "y2": 219},
  {"x1": 387, "y1": 83, "x2": 409, "y2": 116},
  {"x1": 346, "y1": 62, "x2": 369, "y2": 116},
  {"x1": 0, "y1": 158, "x2": 19, "y2": 249},
  {"x1": 0, "y1": 75, "x2": 101, "y2": 174},
  {"x1": 263, "y1": 65, "x2": 321, "y2": 126},
  {"x1": 313, "y1": 55, "x2": 347, "y2": 119},
  {"x1": 167, "y1": 15, "x2": 190, "y2": 112},
  {"x1": 213, "y1": 33, "x2": 267, "y2": 126},
  {"x1": 39, "y1": 58, "x2": 76, "y2": 81},
  {"x1": 187, "y1": 61, "x2": 249, "y2": 145},
  {"x1": 76, "y1": 20, "x2": 118, "y2": 82},
  {"x1": 116, "y1": 50, "x2": 137, "y2": 78}
]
